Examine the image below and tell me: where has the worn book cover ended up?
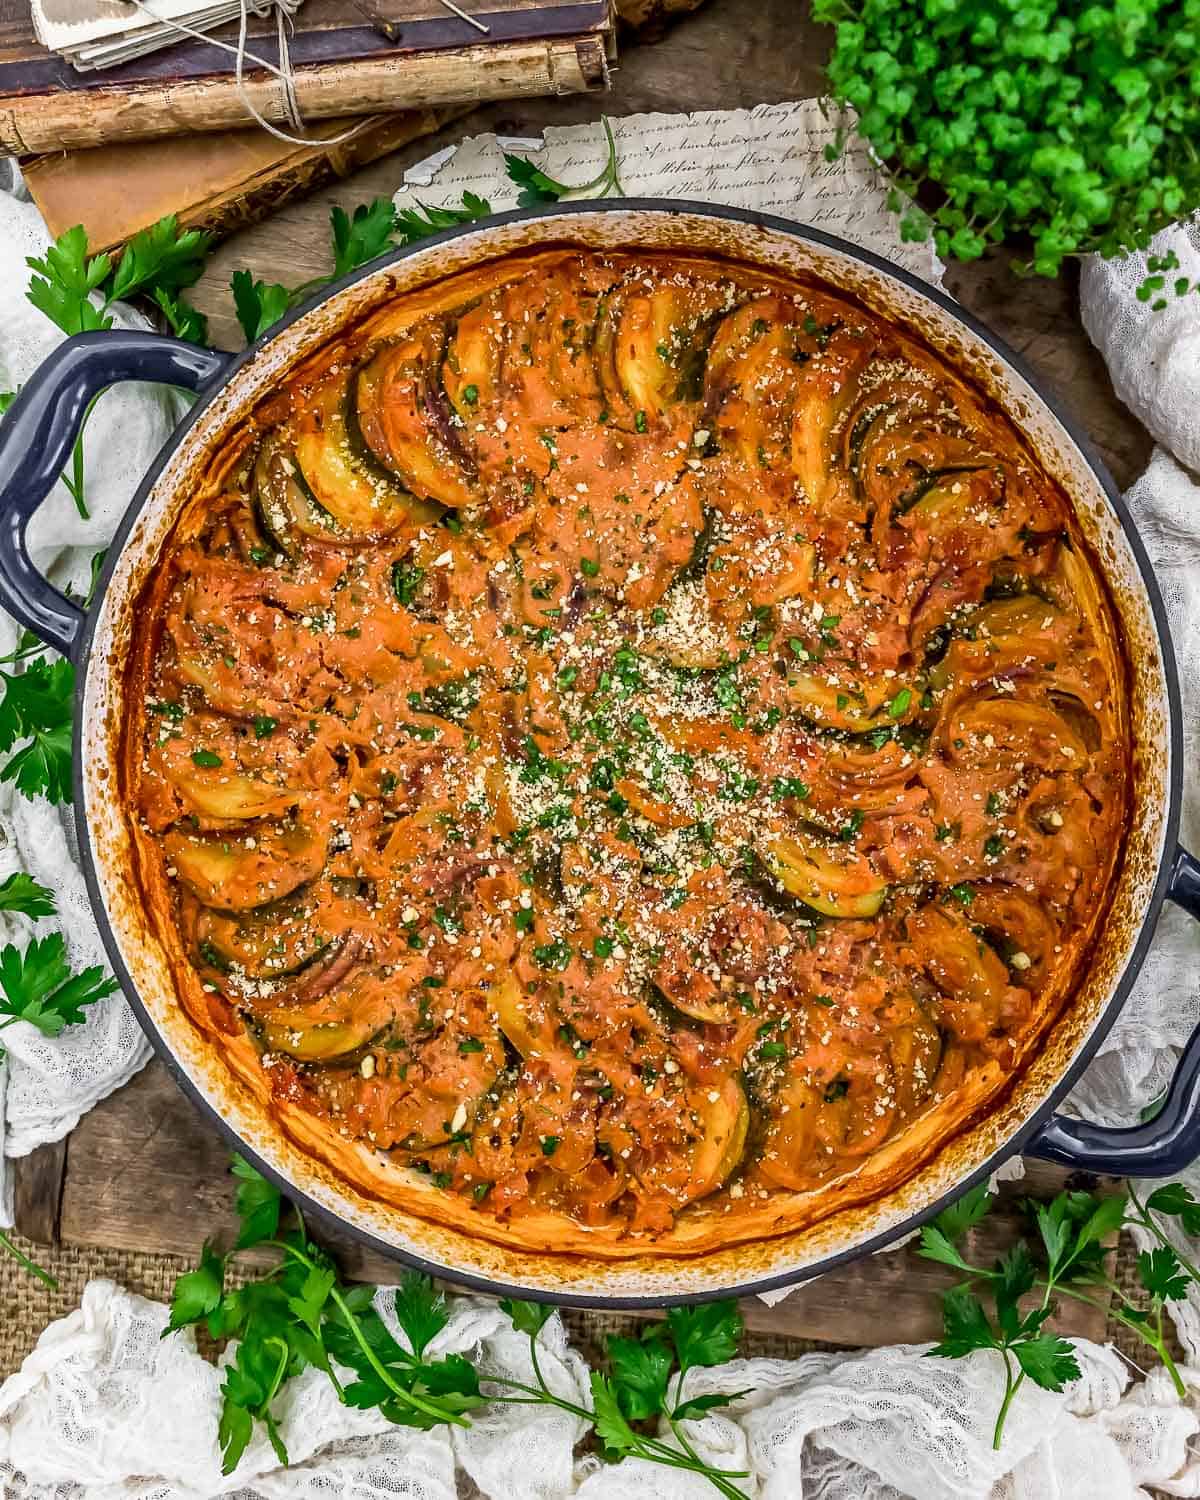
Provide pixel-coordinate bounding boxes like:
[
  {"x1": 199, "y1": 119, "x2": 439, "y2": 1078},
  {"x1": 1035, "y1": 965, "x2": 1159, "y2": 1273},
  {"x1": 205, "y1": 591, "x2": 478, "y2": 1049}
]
[
  {"x1": 22, "y1": 106, "x2": 464, "y2": 253},
  {"x1": 0, "y1": 0, "x2": 613, "y2": 152}
]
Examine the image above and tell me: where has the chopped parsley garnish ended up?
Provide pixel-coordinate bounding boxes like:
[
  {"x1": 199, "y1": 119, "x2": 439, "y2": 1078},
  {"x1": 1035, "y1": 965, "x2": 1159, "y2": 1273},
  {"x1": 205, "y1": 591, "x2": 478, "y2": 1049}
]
[
  {"x1": 392, "y1": 560, "x2": 425, "y2": 606},
  {"x1": 190, "y1": 748, "x2": 222, "y2": 768},
  {"x1": 533, "y1": 938, "x2": 572, "y2": 971}
]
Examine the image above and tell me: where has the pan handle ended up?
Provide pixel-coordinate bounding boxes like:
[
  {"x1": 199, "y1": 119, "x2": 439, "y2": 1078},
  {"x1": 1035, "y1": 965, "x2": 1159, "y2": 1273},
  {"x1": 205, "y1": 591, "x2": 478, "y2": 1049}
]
[
  {"x1": 1024, "y1": 843, "x2": 1200, "y2": 1177},
  {"x1": 0, "y1": 330, "x2": 232, "y2": 661}
]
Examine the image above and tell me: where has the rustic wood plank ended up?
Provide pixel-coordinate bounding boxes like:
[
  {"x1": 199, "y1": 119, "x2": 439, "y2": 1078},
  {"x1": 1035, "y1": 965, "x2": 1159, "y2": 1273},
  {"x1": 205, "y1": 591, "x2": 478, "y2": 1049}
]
[
  {"x1": 57, "y1": 1061, "x2": 1111, "y2": 1344},
  {"x1": 11, "y1": 1136, "x2": 67, "y2": 1245}
]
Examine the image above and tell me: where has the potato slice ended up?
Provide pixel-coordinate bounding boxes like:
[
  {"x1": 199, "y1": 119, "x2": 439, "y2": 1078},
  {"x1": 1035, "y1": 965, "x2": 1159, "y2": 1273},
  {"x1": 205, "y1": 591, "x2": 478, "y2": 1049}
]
[
  {"x1": 758, "y1": 831, "x2": 887, "y2": 918},
  {"x1": 758, "y1": 1075, "x2": 824, "y2": 1190},
  {"x1": 888, "y1": 1011, "x2": 943, "y2": 1116},
  {"x1": 688, "y1": 1075, "x2": 749, "y2": 1198},
  {"x1": 174, "y1": 771, "x2": 301, "y2": 823},
  {"x1": 491, "y1": 972, "x2": 561, "y2": 1058},
  {"x1": 165, "y1": 824, "x2": 326, "y2": 911}
]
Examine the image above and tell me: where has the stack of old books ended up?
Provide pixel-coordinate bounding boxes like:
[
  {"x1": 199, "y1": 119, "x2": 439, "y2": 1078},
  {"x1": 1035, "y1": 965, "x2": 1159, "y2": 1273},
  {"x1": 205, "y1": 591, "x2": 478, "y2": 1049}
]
[{"x1": 7, "y1": 0, "x2": 617, "y2": 251}]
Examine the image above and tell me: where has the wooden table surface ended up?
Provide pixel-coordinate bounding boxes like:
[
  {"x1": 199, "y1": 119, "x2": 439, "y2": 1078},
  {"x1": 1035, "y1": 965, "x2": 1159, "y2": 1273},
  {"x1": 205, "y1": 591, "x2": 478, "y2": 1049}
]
[{"x1": 14, "y1": 0, "x2": 1146, "y2": 1348}]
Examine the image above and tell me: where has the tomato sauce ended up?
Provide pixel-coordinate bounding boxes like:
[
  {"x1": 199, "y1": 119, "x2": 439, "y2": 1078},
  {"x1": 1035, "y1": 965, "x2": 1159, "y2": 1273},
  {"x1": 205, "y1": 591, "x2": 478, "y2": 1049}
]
[{"x1": 131, "y1": 251, "x2": 1128, "y2": 1240}]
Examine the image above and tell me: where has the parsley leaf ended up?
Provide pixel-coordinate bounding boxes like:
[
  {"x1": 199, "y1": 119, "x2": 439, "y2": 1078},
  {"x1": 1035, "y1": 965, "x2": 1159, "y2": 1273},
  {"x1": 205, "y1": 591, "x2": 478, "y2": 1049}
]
[
  {"x1": 110, "y1": 214, "x2": 212, "y2": 301},
  {"x1": 153, "y1": 287, "x2": 209, "y2": 346},
  {"x1": 672, "y1": 1390, "x2": 744, "y2": 1421},
  {"x1": 504, "y1": 118, "x2": 623, "y2": 206},
  {"x1": 930, "y1": 1283, "x2": 997, "y2": 1358},
  {"x1": 666, "y1": 1301, "x2": 742, "y2": 1374},
  {"x1": 394, "y1": 193, "x2": 493, "y2": 246},
  {"x1": 231, "y1": 1154, "x2": 282, "y2": 1250},
  {"x1": 231, "y1": 269, "x2": 291, "y2": 343},
  {"x1": 331, "y1": 198, "x2": 397, "y2": 277},
  {"x1": 1012, "y1": 1334, "x2": 1080, "y2": 1391},
  {"x1": 0, "y1": 871, "x2": 55, "y2": 918},
  {"x1": 589, "y1": 1371, "x2": 641, "y2": 1458},
  {"x1": 0, "y1": 932, "x2": 117, "y2": 1052},
  {"x1": 917, "y1": 1224, "x2": 978, "y2": 1275},
  {"x1": 392, "y1": 1269, "x2": 450, "y2": 1357},
  {"x1": 167, "y1": 1240, "x2": 225, "y2": 1331},
  {"x1": 607, "y1": 1328, "x2": 673, "y2": 1420},
  {"x1": 504, "y1": 153, "x2": 570, "y2": 206},
  {"x1": 1138, "y1": 1245, "x2": 1191, "y2": 1305},
  {"x1": 931, "y1": 1182, "x2": 995, "y2": 1242},
  {"x1": 1146, "y1": 1183, "x2": 1200, "y2": 1237},
  {"x1": 0, "y1": 656, "x2": 75, "y2": 804},
  {"x1": 499, "y1": 1297, "x2": 554, "y2": 1337},
  {"x1": 26, "y1": 226, "x2": 112, "y2": 336}
]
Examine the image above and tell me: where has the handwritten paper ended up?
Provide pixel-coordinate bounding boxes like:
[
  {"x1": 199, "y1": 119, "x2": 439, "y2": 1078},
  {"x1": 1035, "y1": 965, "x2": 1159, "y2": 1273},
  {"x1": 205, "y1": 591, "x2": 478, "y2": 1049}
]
[{"x1": 396, "y1": 99, "x2": 942, "y2": 285}]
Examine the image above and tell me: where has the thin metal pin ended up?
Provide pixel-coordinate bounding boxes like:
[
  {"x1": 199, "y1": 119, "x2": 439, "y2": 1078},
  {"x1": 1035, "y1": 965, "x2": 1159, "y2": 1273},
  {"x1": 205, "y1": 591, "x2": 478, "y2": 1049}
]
[{"x1": 437, "y1": 0, "x2": 490, "y2": 33}]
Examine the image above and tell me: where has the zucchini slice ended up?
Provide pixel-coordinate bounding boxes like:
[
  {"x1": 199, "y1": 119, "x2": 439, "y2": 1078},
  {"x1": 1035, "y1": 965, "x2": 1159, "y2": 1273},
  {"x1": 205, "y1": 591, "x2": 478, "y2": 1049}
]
[
  {"x1": 295, "y1": 374, "x2": 440, "y2": 535},
  {"x1": 253, "y1": 433, "x2": 334, "y2": 556},
  {"x1": 703, "y1": 297, "x2": 809, "y2": 467},
  {"x1": 595, "y1": 280, "x2": 727, "y2": 427},
  {"x1": 165, "y1": 824, "x2": 326, "y2": 911},
  {"x1": 258, "y1": 1013, "x2": 379, "y2": 1062},
  {"x1": 790, "y1": 332, "x2": 873, "y2": 512},
  {"x1": 758, "y1": 830, "x2": 887, "y2": 918},
  {"x1": 195, "y1": 901, "x2": 331, "y2": 981},
  {"x1": 786, "y1": 672, "x2": 911, "y2": 732},
  {"x1": 355, "y1": 333, "x2": 476, "y2": 509}
]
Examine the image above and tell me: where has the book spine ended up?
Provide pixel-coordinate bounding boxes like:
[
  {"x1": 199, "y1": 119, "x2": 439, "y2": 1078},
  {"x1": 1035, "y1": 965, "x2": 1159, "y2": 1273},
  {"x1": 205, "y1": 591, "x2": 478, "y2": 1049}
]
[{"x1": 0, "y1": 36, "x2": 608, "y2": 154}]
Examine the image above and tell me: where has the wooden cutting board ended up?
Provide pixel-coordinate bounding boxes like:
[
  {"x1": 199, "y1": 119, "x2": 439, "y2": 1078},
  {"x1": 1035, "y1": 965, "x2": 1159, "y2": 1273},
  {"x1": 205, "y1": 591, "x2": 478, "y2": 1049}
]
[{"x1": 11, "y1": 1060, "x2": 1114, "y2": 1344}]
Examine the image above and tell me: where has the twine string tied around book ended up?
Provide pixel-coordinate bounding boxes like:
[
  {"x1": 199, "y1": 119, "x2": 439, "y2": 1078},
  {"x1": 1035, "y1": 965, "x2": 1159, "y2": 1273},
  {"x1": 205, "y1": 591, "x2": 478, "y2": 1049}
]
[{"x1": 127, "y1": 0, "x2": 353, "y2": 146}]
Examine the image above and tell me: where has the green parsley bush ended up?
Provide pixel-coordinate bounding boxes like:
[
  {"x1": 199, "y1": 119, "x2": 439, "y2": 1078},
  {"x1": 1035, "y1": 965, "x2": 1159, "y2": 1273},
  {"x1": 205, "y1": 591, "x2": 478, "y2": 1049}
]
[{"x1": 814, "y1": 0, "x2": 1200, "y2": 281}]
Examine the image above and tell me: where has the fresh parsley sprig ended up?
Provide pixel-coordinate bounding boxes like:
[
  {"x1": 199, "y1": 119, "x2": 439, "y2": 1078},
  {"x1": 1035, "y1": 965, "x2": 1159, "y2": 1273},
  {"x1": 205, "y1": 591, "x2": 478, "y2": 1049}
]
[
  {"x1": 18, "y1": 215, "x2": 212, "y2": 520},
  {"x1": 168, "y1": 1157, "x2": 486, "y2": 1474},
  {"x1": 0, "y1": 657, "x2": 75, "y2": 805},
  {"x1": 0, "y1": 931, "x2": 118, "y2": 1059},
  {"x1": 170, "y1": 1157, "x2": 750, "y2": 1494},
  {"x1": 919, "y1": 1181, "x2": 1191, "y2": 1448},
  {"x1": 498, "y1": 1297, "x2": 750, "y2": 1499},
  {"x1": 505, "y1": 116, "x2": 624, "y2": 206},
  {"x1": 229, "y1": 120, "x2": 624, "y2": 344},
  {"x1": 0, "y1": 871, "x2": 56, "y2": 918}
]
